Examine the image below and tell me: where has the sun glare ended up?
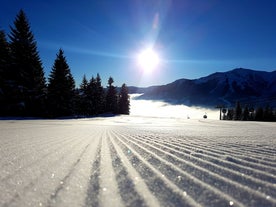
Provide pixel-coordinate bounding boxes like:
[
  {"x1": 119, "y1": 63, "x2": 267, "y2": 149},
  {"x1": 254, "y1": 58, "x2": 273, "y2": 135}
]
[{"x1": 137, "y1": 48, "x2": 160, "y2": 73}]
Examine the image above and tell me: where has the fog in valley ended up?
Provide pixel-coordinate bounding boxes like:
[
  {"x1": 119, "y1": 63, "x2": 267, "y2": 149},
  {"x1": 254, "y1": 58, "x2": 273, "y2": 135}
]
[{"x1": 130, "y1": 94, "x2": 219, "y2": 120}]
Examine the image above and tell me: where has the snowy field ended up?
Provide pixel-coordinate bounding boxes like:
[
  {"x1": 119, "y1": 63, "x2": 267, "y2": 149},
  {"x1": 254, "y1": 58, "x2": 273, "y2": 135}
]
[{"x1": 0, "y1": 116, "x2": 275, "y2": 207}]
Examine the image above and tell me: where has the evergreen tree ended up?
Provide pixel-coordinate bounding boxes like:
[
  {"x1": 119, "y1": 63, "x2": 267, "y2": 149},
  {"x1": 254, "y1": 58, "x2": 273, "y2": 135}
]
[
  {"x1": 47, "y1": 49, "x2": 75, "y2": 117},
  {"x1": 80, "y1": 75, "x2": 88, "y2": 92},
  {"x1": 242, "y1": 105, "x2": 250, "y2": 121},
  {"x1": 0, "y1": 30, "x2": 9, "y2": 87},
  {"x1": 8, "y1": 10, "x2": 46, "y2": 116},
  {"x1": 118, "y1": 83, "x2": 130, "y2": 115},
  {"x1": 76, "y1": 75, "x2": 89, "y2": 116},
  {"x1": 234, "y1": 101, "x2": 242, "y2": 120},
  {"x1": 249, "y1": 107, "x2": 255, "y2": 120},
  {"x1": 94, "y1": 73, "x2": 105, "y2": 114},
  {"x1": 0, "y1": 30, "x2": 11, "y2": 115},
  {"x1": 263, "y1": 104, "x2": 274, "y2": 121},
  {"x1": 105, "y1": 77, "x2": 118, "y2": 114},
  {"x1": 87, "y1": 76, "x2": 97, "y2": 115},
  {"x1": 273, "y1": 110, "x2": 276, "y2": 122},
  {"x1": 255, "y1": 107, "x2": 264, "y2": 121}
]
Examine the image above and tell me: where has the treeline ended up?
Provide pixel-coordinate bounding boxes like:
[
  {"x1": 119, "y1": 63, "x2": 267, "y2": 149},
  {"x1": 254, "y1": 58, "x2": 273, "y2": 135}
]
[
  {"x1": 0, "y1": 10, "x2": 129, "y2": 118},
  {"x1": 221, "y1": 101, "x2": 276, "y2": 122}
]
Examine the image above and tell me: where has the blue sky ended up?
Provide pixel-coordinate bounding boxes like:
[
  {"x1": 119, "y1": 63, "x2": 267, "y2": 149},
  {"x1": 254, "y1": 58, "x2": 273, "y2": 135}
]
[{"x1": 1, "y1": 0, "x2": 276, "y2": 87}]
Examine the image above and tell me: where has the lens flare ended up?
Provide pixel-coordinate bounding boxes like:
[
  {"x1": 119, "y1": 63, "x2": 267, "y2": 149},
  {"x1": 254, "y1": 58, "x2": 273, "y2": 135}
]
[{"x1": 137, "y1": 48, "x2": 160, "y2": 73}]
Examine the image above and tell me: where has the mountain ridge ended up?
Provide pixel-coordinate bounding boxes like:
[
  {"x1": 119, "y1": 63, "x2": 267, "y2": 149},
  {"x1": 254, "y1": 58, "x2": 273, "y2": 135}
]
[{"x1": 129, "y1": 68, "x2": 276, "y2": 108}]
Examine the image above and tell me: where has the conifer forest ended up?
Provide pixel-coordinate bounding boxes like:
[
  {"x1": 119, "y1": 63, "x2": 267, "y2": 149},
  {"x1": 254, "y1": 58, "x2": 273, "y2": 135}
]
[{"x1": 0, "y1": 10, "x2": 130, "y2": 118}]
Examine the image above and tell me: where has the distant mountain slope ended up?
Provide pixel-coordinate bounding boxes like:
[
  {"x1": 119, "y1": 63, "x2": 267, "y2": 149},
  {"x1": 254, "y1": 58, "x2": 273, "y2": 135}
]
[{"x1": 137, "y1": 68, "x2": 276, "y2": 107}]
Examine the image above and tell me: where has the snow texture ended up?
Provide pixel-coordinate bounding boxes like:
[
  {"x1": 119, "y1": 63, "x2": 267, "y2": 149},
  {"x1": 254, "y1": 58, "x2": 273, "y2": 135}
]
[{"x1": 0, "y1": 116, "x2": 275, "y2": 207}]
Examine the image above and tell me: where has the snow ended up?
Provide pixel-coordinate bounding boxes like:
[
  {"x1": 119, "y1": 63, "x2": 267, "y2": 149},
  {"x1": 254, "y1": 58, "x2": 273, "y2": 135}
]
[{"x1": 0, "y1": 117, "x2": 275, "y2": 207}]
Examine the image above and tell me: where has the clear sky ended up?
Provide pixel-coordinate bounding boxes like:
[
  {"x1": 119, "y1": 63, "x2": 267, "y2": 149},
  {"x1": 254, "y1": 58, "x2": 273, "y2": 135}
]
[{"x1": 1, "y1": 0, "x2": 276, "y2": 87}]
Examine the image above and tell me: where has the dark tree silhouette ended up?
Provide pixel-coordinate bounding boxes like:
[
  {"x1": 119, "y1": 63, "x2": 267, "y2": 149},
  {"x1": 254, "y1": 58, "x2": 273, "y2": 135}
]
[
  {"x1": 75, "y1": 75, "x2": 89, "y2": 116},
  {"x1": 0, "y1": 30, "x2": 11, "y2": 115},
  {"x1": 94, "y1": 73, "x2": 105, "y2": 114},
  {"x1": 82, "y1": 74, "x2": 105, "y2": 115},
  {"x1": 224, "y1": 105, "x2": 275, "y2": 122},
  {"x1": 8, "y1": 10, "x2": 46, "y2": 116},
  {"x1": 86, "y1": 76, "x2": 97, "y2": 115},
  {"x1": 47, "y1": 49, "x2": 75, "y2": 117},
  {"x1": 105, "y1": 77, "x2": 118, "y2": 114},
  {"x1": 255, "y1": 107, "x2": 264, "y2": 121},
  {"x1": 118, "y1": 83, "x2": 130, "y2": 115},
  {"x1": 0, "y1": 30, "x2": 10, "y2": 85},
  {"x1": 249, "y1": 107, "x2": 255, "y2": 120},
  {"x1": 242, "y1": 105, "x2": 249, "y2": 121},
  {"x1": 1, "y1": 10, "x2": 134, "y2": 118},
  {"x1": 80, "y1": 75, "x2": 88, "y2": 91},
  {"x1": 234, "y1": 101, "x2": 242, "y2": 120},
  {"x1": 263, "y1": 104, "x2": 274, "y2": 121}
]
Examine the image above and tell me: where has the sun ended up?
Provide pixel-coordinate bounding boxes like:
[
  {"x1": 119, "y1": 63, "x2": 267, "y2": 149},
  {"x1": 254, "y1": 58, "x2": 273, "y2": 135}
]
[{"x1": 137, "y1": 48, "x2": 160, "y2": 73}]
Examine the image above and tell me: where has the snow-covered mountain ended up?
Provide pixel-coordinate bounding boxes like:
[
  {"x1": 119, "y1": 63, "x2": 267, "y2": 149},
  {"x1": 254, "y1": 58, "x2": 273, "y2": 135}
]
[{"x1": 137, "y1": 68, "x2": 276, "y2": 107}]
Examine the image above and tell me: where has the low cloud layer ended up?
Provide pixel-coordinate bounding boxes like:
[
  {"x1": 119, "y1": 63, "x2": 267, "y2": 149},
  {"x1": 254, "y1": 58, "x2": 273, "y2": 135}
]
[{"x1": 130, "y1": 94, "x2": 219, "y2": 120}]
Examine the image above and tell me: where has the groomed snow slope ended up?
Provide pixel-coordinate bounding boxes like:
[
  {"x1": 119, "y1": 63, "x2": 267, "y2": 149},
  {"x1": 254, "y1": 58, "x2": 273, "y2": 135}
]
[{"x1": 0, "y1": 117, "x2": 275, "y2": 207}]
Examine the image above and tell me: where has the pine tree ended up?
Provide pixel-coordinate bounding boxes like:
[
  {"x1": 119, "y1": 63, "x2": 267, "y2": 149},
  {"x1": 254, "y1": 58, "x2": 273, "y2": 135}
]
[
  {"x1": 242, "y1": 105, "x2": 249, "y2": 121},
  {"x1": 255, "y1": 107, "x2": 264, "y2": 121},
  {"x1": 0, "y1": 30, "x2": 11, "y2": 115},
  {"x1": 234, "y1": 101, "x2": 242, "y2": 120},
  {"x1": 118, "y1": 83, "x2": 130, "y2": 115},
  {"x1": 0, "y1": 30, "x2": 9, "y2": 86},
  {"x1": 263, "y1": 104, "x2": 273, "y2": 121},
  {"x1": 94, "y1": 73, "x2": 105, "y2": 114},
  {"x1": 8, "y1": 10, "x2": 46, "y2": 116},
  {"x1": 249, "y1": 107, "x2": 255, "y2": 120},
  {"x1": 105, "y1": 77, "x2": 118, "y2": 114},
  {"x1": 87, "y1": 76, "x2": 97, "y2": 115},
  {"x1": 75, "y1": 75, "x2": 89, "y2": 116},
  {"x1": 80, "y1": 75, "x2": 88, "y2": 92},
  {"x1": 47, "y1": 49, "x2": 75, "y2": 117}
]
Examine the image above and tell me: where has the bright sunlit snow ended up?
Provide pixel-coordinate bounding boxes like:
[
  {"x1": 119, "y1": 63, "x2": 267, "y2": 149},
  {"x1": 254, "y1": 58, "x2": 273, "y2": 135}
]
[{"x1": 0, "y1": 116, "x2": 275, "y2": 207}]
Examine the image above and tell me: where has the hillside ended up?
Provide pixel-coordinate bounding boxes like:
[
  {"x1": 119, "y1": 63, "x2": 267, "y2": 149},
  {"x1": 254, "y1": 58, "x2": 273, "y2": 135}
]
[{"x1": 137, "y1": 68, "x2": 276, "y2": 107}]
